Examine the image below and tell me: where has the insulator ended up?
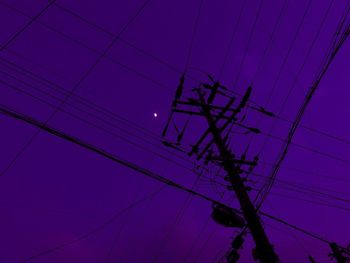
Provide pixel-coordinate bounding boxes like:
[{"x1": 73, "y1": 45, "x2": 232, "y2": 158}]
[
  {"x1": 231, "y1": 235, "x2": 244, "y2": 249},
  {"x1": 227, "y1": 249, "x2": 240, "y2": 263}
]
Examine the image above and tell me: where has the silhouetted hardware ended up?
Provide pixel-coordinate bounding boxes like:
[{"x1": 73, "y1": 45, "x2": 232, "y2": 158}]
[
  {"x1": 211, "y1": 203, "x2": 245, "y2": 228},
  {"x1": 175, "y1": 99, "x2": 238, "y2": 112},
  {"x1": 308, "y1": 255, "x2": 317, "y2": 263},
  {"x1": 236, "y1": 123, "x2": 261, "y2": 134},
  {"x1": 188, "y1": 96, "x2": 236, "y2": 156},
  {"x1": 161, "y1": 74, "x2": 186, "y2": 137},
  {"x1": 204, "y1": 82, "x2": 219, "y2": 104},
  {"x1": 232, "y1": 234, "x2": 244, "y2": 249},
  {"x1": 162, "y1": 75, "x2": 279, "y2": 262},
  {"x1": 191, "y1": 87, "x2": 256, "y2": 160},
  {"x1": 249, "y1": 105, "x2": 275, "y2": 117},
  {"x1": 226, "y1": 234, "x2": 245, "y2": 262},
  {"x1": 176, "y1": 120, "x2": 189, "y2": 144},
  {"x1": 227, "y1": 185, "x2": 252, "y2": 191},
  {"x1": 329, "y1": 242, "x2": 348, "y2": 263},
  {"x1": 227, "y1": 249, "x2": 240, "y2": 263},
  {"x1": 173, "y1": 108, "x2": 235, "y2": 120},
  {"x1": 173, "y1": 73, "x2": 185, "y2": 106},
  {"x1": 238, "y1": 86, "x2": 252, "y2": 109},
  {"x1": 208, "y1": 155, "x2": 258, "y2": 166},
  {"x1": 161, "y1": 141, "x2": 187, "y2": 153}
]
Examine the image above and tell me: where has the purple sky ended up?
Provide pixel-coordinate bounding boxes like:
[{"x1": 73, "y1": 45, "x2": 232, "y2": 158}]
[{"x1": 0, "y1": 0, "x2": 350, "y2": 262}]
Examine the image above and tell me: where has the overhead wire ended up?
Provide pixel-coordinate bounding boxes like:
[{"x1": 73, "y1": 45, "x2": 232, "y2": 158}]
[
  {"x1": 2, "y1": 0, "x2": 350, "y2": 156},
  {"x1": 0, "y1": 0, "x2": 350, "y2": 260},
  {"x1": 104, "y1": 180, "x2": 161, "y2": 262},
  {"x1": 0, "y1": 55, "x2": 160, "y2": 141},
  {"x1": 1, "y1": 104, "x2": 348, "y2": 251},
  {"x1": 244, "y1": 0, "x2": 289, "y2": 151},
  {"x1": 4, "y1": 50, "x2": 350, "y2": 248},
  {"x1": 262, "y1": 0, "x2": 313, "y2": 107},
  {"x1": 231, "y1": 0, "x2": 264, "y2": 88},
  {"x1": 152, "y1": 1, "x2": 205, "y2": 261},
  {"x1": 258, "y1": 0, "x2": 350, "y2": 209},
  {"x1": 0, "y1": 0, "x2": 56, "y2": 51},
  {"x1": 0, "y1": 0, "x2": 168, "y2": 91},
  {"x1": 0, "y1": 0, "x2": 153, "y2": 178},
  {"x1": 218, "y1": 0, "x2": 247, "y2": 79},
  {"x1": 0, "y1": 105, "x2": 349, "y2": 258},
  {"x1": 0, "y1": 76, "x2": 206, "y2": 177},
  {"x1": 5, "y1": 54, "x2": 350, "y2": 190},
  {"x1": 250, "y1": 0, "x2": 289, "y2": 85},
  {"x1": 7, "y1": 0, "x2": 350, "y2": 153},
  {"x1": 203, "y1": 173, "x2": 350, "y2": 213},
  {"x1": 261, "y1": 131, "x2": 350, "y2": 166},
  {"x1": 264, "y1": 190, "x2": 350, "y2": 214},
  {"x1": 182, "y1": 3, "x2": 251, "y2": 255},
  {"x1": 0, "y1": 67, "x2": 202, "y2": 173},
  {"x1": 248, "y1": 0, "x2": 314, "y2": 166},
  {"x1": 2, "y1": 10, "x2": 350, "y2": 212},
  {"x1": 21, "y1": 186, "x2": 165, "y2": 262},
  {"x1": 7, "y1": 58, "x2": 345, "y2": 192},
  {"x1": 193, "y1": 230, "x2": 216, "y2": 263}
]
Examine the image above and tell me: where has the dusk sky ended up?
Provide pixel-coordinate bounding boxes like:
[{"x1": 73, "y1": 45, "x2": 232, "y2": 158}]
[{"x1": 0, "y1": 0, "x2": 350, "y2": 262}]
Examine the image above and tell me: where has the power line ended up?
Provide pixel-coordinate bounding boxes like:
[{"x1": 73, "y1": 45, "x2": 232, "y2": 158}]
[
  {"x1": 0, "y1": 0, "x2": 58, "y2": 177},
  {"x1": 0, "y1": 0, "x2": 168, "y2": 90},
  {"x1": 204, "y1": 174, "x2": 350, "y2": 213},
  {"x1": 184, "y1": 0, "x2": 204, "y2": 71},
  {"x1": 248, "y1": 0, "x2": 315, "y2": 163},
  {"x1": 218, "y1": 0, "x2": 247, "y2": 79},
  {"x1": 3, "y1": 0, "x2": 350, "y2": 153},
  {"x1": 0, "y1": 0, "x2": 56, "y2": 51},
  {"x1": 3, "y1": 51, "x2": 350, "y2": 203},
  {"x1": 3, "y1": 57, "x2": 350, "y2": 203},
  {"x1": 0, "y1": 104, "x2": 232, "y2": 208},
  {"x1": 0, "y1": 0, "x2": 153, "y2": 179},
  {"x1": 259, "y1": 0, "x2": 350, "y2": 208},
  {"x1": 0, "y1": 1, "x2": 350, "y2": 260},
  {"x1": 0, "y1": 76, "x2": 202, "y2": 175},
  {"x1": 0, "y1": 104, "x2": 345, "y2": 250},
  {"x1": 266, "y1": 189, "x2": 350, "y2": 214},
  {"x1": 3, "y1": 1, "x2": 350, "y2": 186},
  {"x1": 261, "y1": 132, "x2": 350, "y2": 166},
  {"x1": 152, "y1": 1, "x2": 206, "y2": 259},
  {"x1": 22, "y1": 187, "x2": 164, "y2": 262},
  {"x1": 249, "y1": 171, "x2": 350, "y2": 198},
  {"x1": 0, "y1": 56, "x2": 160, "y2": 141},
  {"x1": 4, "y1": 69, "x2": 348, "y2": 256},
  {"x1": 263, "y1": 0, "x2": 313, "y2": 107},
  {"x1": 232, "y1": 0, "x2": 264, "y2": 87},
  {"x1": 0, "y1": 57, "x2": 218, "y2": 180},
  {"x1": 251, "y1": 0, "x2": 289, "y2": 85}
]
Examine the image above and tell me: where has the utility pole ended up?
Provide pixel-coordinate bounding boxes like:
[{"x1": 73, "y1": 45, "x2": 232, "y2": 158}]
[
  {"x1": 198, "y1": 90, "x2": 278, "y2": 263},
  {"x1": 329, "y1": 242, "x2": 348, "y2": 263},
  {"x1": 162, "y1": 75, "x2": 279, "y2": 262}
]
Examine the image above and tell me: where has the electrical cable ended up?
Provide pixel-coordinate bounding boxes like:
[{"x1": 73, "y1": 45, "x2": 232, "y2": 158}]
[
  {"x1": 1, "y1": 104, "x2": 346, "y2": 251},
  {"x1": 21, "y1": 186, "x2": 165, "y2": 262}
]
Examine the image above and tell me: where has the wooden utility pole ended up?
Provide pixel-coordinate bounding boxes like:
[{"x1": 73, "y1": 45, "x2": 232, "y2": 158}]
[
  {"x1": 329, "y1": 242, "x2": 348, "y2": 263},
  {"x1": 162, "y1": 76, "x2": 279, "y2": 262},
  {"x1": 198, "y1": 91, "x2": 279, "y2": 263}
]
